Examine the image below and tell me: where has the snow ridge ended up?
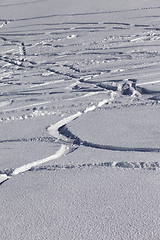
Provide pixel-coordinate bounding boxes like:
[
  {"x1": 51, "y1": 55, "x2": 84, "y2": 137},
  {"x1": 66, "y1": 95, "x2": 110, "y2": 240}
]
[
  {"x1": 1, "y1": 161, "x2": 160, "y2": 186},
  {"x1": 0, "y1": 144, "x2": 67, "y2": 185},
  {"x1": 21, "y1": 161, "x2": 160, "y2": 172}
]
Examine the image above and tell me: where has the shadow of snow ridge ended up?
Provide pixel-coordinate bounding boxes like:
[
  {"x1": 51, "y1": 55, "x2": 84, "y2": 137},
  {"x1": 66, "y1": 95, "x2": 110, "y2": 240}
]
[{"x1": 59, "y1": 125, "x2": 160, "y2": 153}]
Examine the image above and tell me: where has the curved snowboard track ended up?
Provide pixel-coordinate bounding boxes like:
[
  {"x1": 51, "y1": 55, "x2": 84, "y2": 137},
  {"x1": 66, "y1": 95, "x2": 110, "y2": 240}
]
[
  {"x1": 1, "y1": 80, "x2": 160, "y2": 185},
  {"x1": 49, "y1": 80, "x2": 160, "y2": 155},
  {"x1": 1, "y1": 2, "x2": 160, "y2": 186},
  {"x1": 59, "y1": 124, "x2": 160, "y2": 153},
  {"x1": 0, "y1": 144, "x2": 67, "y2": 185}
]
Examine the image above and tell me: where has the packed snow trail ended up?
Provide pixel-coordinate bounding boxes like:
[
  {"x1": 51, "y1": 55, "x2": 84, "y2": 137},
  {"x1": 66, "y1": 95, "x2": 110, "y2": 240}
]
[
  {"x1": 0, "y1": 144, "x2": 67, "y2": 184},
  {"x1": 1, "y1": 79, "x2": 160, "y2": 185}
]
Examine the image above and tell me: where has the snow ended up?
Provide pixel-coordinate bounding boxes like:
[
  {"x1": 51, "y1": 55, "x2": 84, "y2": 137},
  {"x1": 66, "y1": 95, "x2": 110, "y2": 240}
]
[
  {"x1": 12, "y1": 144, "x2": 67, "y2": 175},
  {"x1": 67, "y1": 104, "x2": 160, "y2": 149},
  {"x1": 1, "y1": 0, "x2": 160, "y2": 239},
  {"x1": 1, "y1": 168, "x2": 160, "y2": 239},
  {"x1": 48, "y1": 111, "x2": 82, "y2": 141}
]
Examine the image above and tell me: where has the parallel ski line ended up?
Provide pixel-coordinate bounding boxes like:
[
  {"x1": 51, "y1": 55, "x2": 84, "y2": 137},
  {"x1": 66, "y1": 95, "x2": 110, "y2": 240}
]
[
  {"x1": 137, "y1": 80, "x2": 160, "y2": 86},
  {"x1": 1, "y1": 101, "x2": 50, "y2": 112},
  {"x1": 30, "y1": 161, "x2": 160, "y2": 172}
]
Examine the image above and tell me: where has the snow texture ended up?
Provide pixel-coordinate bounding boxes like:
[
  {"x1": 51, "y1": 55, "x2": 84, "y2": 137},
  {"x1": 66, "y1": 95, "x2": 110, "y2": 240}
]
[{"x1": 1, "y1": 0, "x2": 160, "y2": 239}]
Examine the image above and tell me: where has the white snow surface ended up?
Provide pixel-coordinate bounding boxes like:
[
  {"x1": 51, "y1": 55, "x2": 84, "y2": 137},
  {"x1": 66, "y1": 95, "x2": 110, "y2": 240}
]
[{"x1": 1, "y1": 0, "x2": 160, "y2": 239}]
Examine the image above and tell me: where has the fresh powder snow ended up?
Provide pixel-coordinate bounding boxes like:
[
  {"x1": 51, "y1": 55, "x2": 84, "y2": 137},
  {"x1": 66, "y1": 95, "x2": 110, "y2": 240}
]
[{"x1": 0, "y1": 0, "x2": 160, "y2": 239}]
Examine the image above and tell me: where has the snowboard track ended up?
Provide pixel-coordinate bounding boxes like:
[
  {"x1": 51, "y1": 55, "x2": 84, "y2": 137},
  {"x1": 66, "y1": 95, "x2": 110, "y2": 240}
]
[{"x1": 1, "y1": 4, "x2": 160, "y2": 185}]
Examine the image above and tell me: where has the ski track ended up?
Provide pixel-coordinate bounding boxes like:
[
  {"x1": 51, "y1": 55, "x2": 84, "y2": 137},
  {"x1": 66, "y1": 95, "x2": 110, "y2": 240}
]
[
  {"x1": 0, "y1": 0, "x2": 48, "y2": 8},
  {"x1": 1, "y1": 82, "x2": 160, "y2": 185},
  {"x1": 28, "y1": 161, "x2": 160, "y2": 172},
  {"x1": 0, "y1": 144, "x2": 67, "y2": 185},
  {"x1": 1, "y1": 6, "x2": 160, "y2": 21},
  {"x1": 1, "y1": 4, "x2": 160, "y2": 185}
]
